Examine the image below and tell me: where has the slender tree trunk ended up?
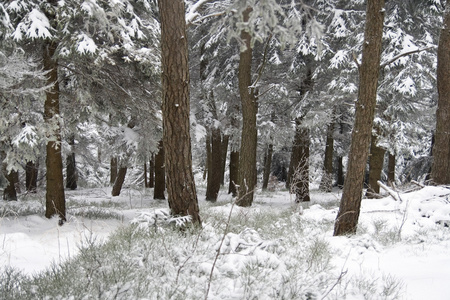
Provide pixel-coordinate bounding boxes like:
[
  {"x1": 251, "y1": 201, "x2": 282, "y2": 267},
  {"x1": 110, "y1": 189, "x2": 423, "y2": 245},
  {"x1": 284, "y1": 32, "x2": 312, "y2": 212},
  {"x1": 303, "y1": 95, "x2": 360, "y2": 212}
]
[
  {"x1": 154, "y1": 140, "x2": 165, "y2": 200},
  {"x1": 204, "y1": 133, "x2": 211, "y2": 181},
  {"x1": 144, "y1": 162, "x2": 148, "y2": 188},
  {"x1": 366, "y1": 134, "x2": 386, "y2": 198},
  {"x1": 337, "y1": 156, "x2": 344, "y2": 188},
  {"x1": 149, "y1": 155, "x2": 155, "y2": 188},
  {"x1": 319, "y1": 122, "x2": 334, "y2": 192},
  {"x1": 388, "y1": 153, "x2": 395, "y2": 186},
  {"x1": 237, "y1": 7, "x2": 258, "y2": 207},
  {"x1": 431, "y1": 2, "x2": 450, "y2": 184},
  {"x1": 159, "y1": 0, "x2": 201, "y2": 224},
  {"x1": 287, "y1": 121, "x2": 310, "y2": 202},
  {"x1": 111, "y1": 166, "x2": 127, "y2": 196},
  {"x1": 220, "y1": 135, "x2": 229, "y2": 186},
  {"x1": 66, "y1": 135, "x2": 77, "y2": 190},
  {"x1": 110, "y1": 157, "x2": 118, "y2": 186},
  {"x1": 206, "y1": 127, "x2": 222, "y2": 201},
  {"x1": 43, "y1": 37, "x2": 66, "y2": 223},
  {"x1": 2, "y1": 158, "x2": 17, "y2": 200},
  {"x1": 262, "y1": 144, "x2": 274, "y2": 190},
  {"x1": 334, "y1": 0, "x2": 385, "y2": 236},
  {"x1": 229, "y1": 150, "x2": 239, "y2": 196},
  {"x1": 26, "y1": 161, "x2": 38, "y2": 193}
]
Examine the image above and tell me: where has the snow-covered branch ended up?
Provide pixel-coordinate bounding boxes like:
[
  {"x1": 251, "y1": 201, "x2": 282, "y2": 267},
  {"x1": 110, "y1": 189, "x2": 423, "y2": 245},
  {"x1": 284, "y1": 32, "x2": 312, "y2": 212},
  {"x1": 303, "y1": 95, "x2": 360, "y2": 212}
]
[{"x1": 380, "y1": 46, "x2": 436, "y2": 68}]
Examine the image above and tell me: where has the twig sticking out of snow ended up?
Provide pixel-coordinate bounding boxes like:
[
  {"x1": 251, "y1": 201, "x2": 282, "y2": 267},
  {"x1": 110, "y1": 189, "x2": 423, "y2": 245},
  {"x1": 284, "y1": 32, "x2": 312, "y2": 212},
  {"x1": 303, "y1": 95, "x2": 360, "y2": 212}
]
[{"x1": 377, "y1": 180, "x2": 401, "y2": 202}]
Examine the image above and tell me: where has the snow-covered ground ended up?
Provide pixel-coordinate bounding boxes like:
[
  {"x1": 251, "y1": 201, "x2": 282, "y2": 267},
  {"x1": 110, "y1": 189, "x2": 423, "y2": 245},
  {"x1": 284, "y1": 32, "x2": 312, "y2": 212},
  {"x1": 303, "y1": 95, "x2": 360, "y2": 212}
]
[{"x1": 1, "y1": 185, "x2": 450, "y2": 299}]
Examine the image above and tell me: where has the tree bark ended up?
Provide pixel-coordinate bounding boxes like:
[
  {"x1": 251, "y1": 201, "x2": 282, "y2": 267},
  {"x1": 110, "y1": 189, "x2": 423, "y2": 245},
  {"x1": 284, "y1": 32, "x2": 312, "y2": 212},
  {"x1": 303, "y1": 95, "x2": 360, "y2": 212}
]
[
  {"x1": 111, "y1": 166, "x2": 127, "y2": 196},
  {"x1": 206, "y1": 127, "x2": 222, "y2": 201},
  {"x1": 154, "y1": 140, "x2": 165, "y2": 200},
  {"x1": 388, "y1": 152, "x2": 395, "y2": 186},
  {"x1": 66, "y1": 135, "x2": 77, "y2": 190},
  {"x1": 237, "y1": 7, "x2": 258, "y2": 207},
  {"x1": 110, "y1": 157, "x2": 118, "y2": 185},
  {"x1": 158, "y1": 0, "x2": 201, "y2": 224},
  {"x1": 319, "y1": 122, "x2": 334, "y2": 192},
  {"x1": 262, "y1": 144, "x2": 274, "y2": 190},
  {"x1": 220, "y1": 135, "x2": 229, "y2": 186},
  {"x1": 366, "y1": 134, "x2": 386, "y2": 198},
  {"x1": 431, "y1": 2, "x2": 450, "y2": 184},
  {"x1": 228, "y1": 150, "x2": 239, "y2": 196},
  {"x1": 43, "y1": 36, "x2": 66, "y2": 223},
  {"x1": 144, "y1": 162, "x2": 148, "y2": 188},
  {"x1": 26, "y1": 161, "x2": 38, "y2": 193},
  {"x1": 149, "y1": 155, "x2": 155, "y2": 188},
  {"x1": 287, "y1": 121, "x2": 310, "y2": 202},
  {"x1": 336, "y1": 156, "x2": 344, "y2": 188},
  {"x1": 334, "y1": 0, "x2": 385, "y2": 236},
  {"x1": 2, "y1": 162, "x2": 18, "y2": 200}
]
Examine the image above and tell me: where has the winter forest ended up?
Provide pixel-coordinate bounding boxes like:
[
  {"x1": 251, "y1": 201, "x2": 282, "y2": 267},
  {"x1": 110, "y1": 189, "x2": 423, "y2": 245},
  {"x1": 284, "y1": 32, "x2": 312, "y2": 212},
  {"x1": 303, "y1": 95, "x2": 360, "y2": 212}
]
[{"x1": 1, "y1": 0, "x2": 450, "y2": 299}]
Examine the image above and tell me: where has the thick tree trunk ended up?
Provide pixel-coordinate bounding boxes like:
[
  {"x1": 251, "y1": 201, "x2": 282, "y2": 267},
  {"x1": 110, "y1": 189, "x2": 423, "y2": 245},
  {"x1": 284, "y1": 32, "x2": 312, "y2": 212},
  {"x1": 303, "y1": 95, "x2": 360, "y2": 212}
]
[
  {"x1": 66, "y1": 135, "x2": 77, "y2": 190},
  {"x1": 110, "y1": 157, "x2": 118, "y2": 186},
  {"x1": 388, "y1": 153, "x2": 395, "y2": 186},
  {"x1": 26, "y1": 161, "x2": 38, "y2": 193},
  {"x1": 43, "y1": 38, "x2": 66, "y2": 223},
  {"x1": 159, "y1": 0, "x2": 201, "y2": 224},
  {"x1": 149, "y1": 155, "x2": 155, "y2": 188},
  {"x1": 220, "y1": 135, "x2": 229, "y2": 186},
  {"x1": 154, "y1": 140, "x2": 165, "y2": 200},
  {"x1": 366, "y1": 134, "x2": 386, "y2": 198},
  {"x1": 334, "y1": 0, "x2": 385, "y2": 236},
  {"x1": 206, "y1": 128, "x2": 222, "y2": 201},
  {"x1": 431, "y1": 3, "x2": 450, "y2": 184},
  {"x1": 237, "y1": 7, "x2": 258, "y2": 207},
  {"x1": 262, "y1": 144, "x2": 274, "y2": 190},
  {"x1": 228, "y1": 151, "x2": 239, "y2": 196},
  {"x1": 287, "y1": 121, "x2": 310, "y2": 202},
  {"x1": 319, "y1": 123, "x2": 334, "y2": 192},
  {"x1": 111, "y1": 166, "x2": 127, "y2": 196}
]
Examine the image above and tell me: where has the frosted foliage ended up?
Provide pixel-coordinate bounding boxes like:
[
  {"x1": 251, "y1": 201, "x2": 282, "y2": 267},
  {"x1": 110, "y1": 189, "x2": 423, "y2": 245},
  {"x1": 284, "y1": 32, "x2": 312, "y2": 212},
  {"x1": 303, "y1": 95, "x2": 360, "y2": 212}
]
[
  {"x1": 12, "y1": 8, "x2": 52, "y2": 40},
  {"x1": 76, "y1": 33, "x2": 97, "y2": 54}
]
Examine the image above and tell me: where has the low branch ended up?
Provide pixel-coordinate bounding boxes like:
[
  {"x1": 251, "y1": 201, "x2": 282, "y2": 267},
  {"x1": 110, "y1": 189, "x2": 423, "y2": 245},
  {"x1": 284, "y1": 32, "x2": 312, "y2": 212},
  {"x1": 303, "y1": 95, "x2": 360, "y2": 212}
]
[{"x1": 380, "y1": 46, "x2": 436, "y2": 68}]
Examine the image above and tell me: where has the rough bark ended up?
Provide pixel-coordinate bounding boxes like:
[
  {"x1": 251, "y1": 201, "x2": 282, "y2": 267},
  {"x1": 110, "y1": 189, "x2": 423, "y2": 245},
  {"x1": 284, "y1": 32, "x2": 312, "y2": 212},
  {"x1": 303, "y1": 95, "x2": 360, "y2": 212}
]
[
  {"x1": 111, "y1": 166, "x2": 127, "y2": 196},
  {"x1": 43, "y1": 36, "x2": 66, "y2": 223},
  {"x1": 431, "y1": 2, "x2": 450, "y2": 184},
  {"x1": 287, "y1": 122, "x2": 310, "y2": 202},
  {"x1": 26, "y1": 161, "x2": 38, "y2": 193},
  {"x1": 110, "y1": 157, "x2": 118, "y2": 185},
  {"x1": 388, "y1": 153, "x2": 395, "y2": 186},
  {"x1": 158, "y1": 0, "x2": 201, "y2": 224},
  {"x1": 149, "y1": 155, "x2": 155, "y2": 188},
  {"x1": 334, "y1": 0, "x2": 385, "y2": 236},
  {"x1": 237, "y1": 7, "x2": 258, "y2": 207},
  {"x1": 66, "y1": 135, "x2": 77, "y2": 190},
  {"x1": 154, "y1": 140, "x2": 165, "y2": 200},
  {"x1": 366, "y1": 134, "x2": 386, "y2": 198},
  {"x1": 206, "y1": 128, "x2": 222, "y2": 201},
  {"x1": 262, "y1": 144, "x2": 274, "y2": 190},
  {"x1": 319, "y1": 122, "x2": 334, "y2": 192},
  {"x1": 228, "y1": 150, "x2": 239, "y2": 196}
]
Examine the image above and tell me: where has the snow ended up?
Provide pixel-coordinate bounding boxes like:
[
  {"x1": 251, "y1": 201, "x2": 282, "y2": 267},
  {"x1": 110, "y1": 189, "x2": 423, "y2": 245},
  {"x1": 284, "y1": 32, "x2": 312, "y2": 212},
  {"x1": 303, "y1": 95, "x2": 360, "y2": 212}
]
[{"x1": 1, "y1": 185, "x2": 450, "y2": 299}]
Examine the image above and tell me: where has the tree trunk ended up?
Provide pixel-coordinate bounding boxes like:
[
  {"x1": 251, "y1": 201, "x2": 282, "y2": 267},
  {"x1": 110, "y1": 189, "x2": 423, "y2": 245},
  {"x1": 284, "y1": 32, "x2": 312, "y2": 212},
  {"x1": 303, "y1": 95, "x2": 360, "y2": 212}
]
[
  {"x1": 287, "y1": 121, "x2": 310, "y2": 202},
  {"x1": 228, "y1": 150, "x2": 239, "y2": 196},
  {"x1": 366, "y1": 134, "x2": 386, "y2": 198},
  {"x1": 154, "y1": 141, "x2": 165, "y2": 200},
  {"x1": 111, "y1": 166, "x2": 127, "y2": 196},
  {"x1": 2, "y1": 162, "x2": 18, "y2": 200},
  {"x1": 204, "y1": 133, "x2": 211, "y2": 181},
  {"x1": 66, "y1": 135, "x2": 77, "y2": 190},
  {"x1": 26, "y1": 161, "x2": 38, "y2": 193},
  {"x1": 43, "y1": 37, "x2": 66, "y2": 223},
  {"x1": 237, "y1": 7, "x2": 258, "y2": 207},
  {"x1": 431, "y1": 2, "x2": 450, "y2": 185},
  {"x1": 334, "y1": 0, "x2": 385, "y2": 236},
  {"x1": 149, "y1": 155, "x2": 155, "y2": 188},
  {"x1": 388, "y1": 153, "x2": 395, "y2": 186},
  {"x1": 319, "y1": 122, "x2": 334, "y2": 192},
  {"x1": 144, "y1": 162, "x2": 148, "y2": 188},
  {"x1": 220, "y1": 135, "x2": 229, "y2": 186},
  {"x1": 206, "y1": 127, "x2": 222, "y2": 201},
  {"x1": 159, "y1": 0, "x2": 201, "y2": 224},
  {"x1": 336, "y1": 156, "x2": 344, "y2": 188},
  {"x1": 262, "y1": 144, "x2": 274, "y2": 190},
  {"x1": 110, "y1": 157, "x2": 118, "y2": 186}
]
